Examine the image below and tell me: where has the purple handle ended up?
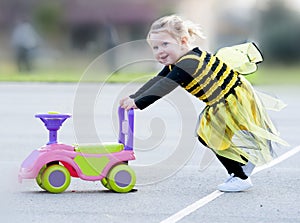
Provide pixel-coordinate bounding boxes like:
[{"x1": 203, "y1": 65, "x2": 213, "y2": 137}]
[
  {"x1": 118, "y1": 107, "x2": 134, "y2": 150},
  {"x1": 35, "y1": 113, "x2": 71, "y2": 145}
]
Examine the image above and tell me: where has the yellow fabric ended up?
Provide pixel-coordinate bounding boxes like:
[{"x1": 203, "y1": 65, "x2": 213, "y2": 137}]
[
  {"x1": 197, "y1": 76, "x2": 289, "y2": 165},
  {"x1": 173, "y1": 43, "x2": 288, "y2": 166}
]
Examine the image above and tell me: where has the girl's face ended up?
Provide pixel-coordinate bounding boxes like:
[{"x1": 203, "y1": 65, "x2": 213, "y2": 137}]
[{"x1": 148, "y1": 32, "x2": 189, "y2": 66}]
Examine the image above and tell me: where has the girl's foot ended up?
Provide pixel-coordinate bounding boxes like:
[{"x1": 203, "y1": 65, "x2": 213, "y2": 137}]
[{"x1": 217, "y1": 175, "x2": 253, "y2": 192}]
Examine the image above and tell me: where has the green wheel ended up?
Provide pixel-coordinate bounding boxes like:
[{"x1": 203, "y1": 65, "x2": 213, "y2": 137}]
[
  {"x1": 41, "y1": 164, "x2": 71, "y2": 193},
  {"x1": 36, "y1": 165, "x2": 47, "y2": 190},
  {"x1": 107, "y1": 164, "x2": 136, "y2": 193},
  {"x1": 101, "y1": 177, "x2": 112, "y2": 190}
]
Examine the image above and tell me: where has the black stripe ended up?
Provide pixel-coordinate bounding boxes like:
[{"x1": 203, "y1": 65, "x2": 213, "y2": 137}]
[
  {"x1": 194, "y1": 76, "x2": 215, "y2": 98},
  {"x1": 206, "y1": 76, "x2": 241, "y2": 105},
  {"x1": 220, "y1": 70, "x2": 235, "y2": 90},
  {"x1": 187, "y1": 83, "x2": 200, "y2": 93},
  {"x1": 215, "y1": 63, "x2": 227, "y2": 80},
  {"x1": 202, "y1": 72, "x2": 239, "y2": 103},
  {"x1": 196, "y1": 57, "x2": 215, "y2": 87},
  {"x1": 211, "y1": 57, "x2": 220, "y2": 72},
  {"x1": 196, "y1": 53, "x2": 211, "y2": 77},
  {"x1": 202, "y1": 98, "x2": 209, "y2": 103},
  {"x1": 190, "y1": 86, "x2": 206, "y2": 97},
  {"x1": 185, "y1": 53, "x2": 212, "y2": 93},
  {"x1": 223, "y1": 77, "x2": 241, "y2": 98},
  {"x1": 193, "y1": 59, "x2": 222, "y2": 98}
]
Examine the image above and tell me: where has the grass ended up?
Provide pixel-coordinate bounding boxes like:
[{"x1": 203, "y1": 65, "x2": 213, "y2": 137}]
[
  {"x1": 0, "y1": 70, "x2": 156, "y2": 83},
  {"x1": 0, "y1": 60, "x2": 299, "y2": 85},
  {"x1": 245, "y1": 65, "x2": 300, "y2": 86},
  {"x1": 0, "y1": 57, "x2": 157, "y2": 83}
]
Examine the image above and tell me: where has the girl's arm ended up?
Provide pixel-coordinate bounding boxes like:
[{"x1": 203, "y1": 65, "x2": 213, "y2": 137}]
[
  {"x1": 129, "y1": 66, "x2": 170, "y2": 99},
  {"x1": 133, "y1": 66, "x2": 190, "y2": 110}
]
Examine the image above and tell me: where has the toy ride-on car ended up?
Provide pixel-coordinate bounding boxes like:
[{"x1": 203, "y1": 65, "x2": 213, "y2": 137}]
[{"x1": 18, "y1": 107, "x2": 136, "y2": 193}]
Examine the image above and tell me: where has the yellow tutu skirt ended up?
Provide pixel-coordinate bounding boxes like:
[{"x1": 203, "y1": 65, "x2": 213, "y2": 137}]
[{"x1": 197, "y1": 75, "x2": 289, "y2": 166}]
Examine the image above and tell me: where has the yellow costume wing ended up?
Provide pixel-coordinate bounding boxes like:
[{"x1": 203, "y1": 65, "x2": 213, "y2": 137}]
[{"x1": 215, "y1": 42, "x2": 263, "y2": 75}]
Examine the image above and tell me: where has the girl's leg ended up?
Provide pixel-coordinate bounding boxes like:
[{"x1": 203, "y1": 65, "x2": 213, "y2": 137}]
[
  {"x1": 197, "y1": 135, "x2": 253, "y2": 191},
  {"x1": 215, "y1": 154, "x2": 248, "y2": 179},
  {"x1": 197, "y1": 136, "x2": 248, "y2": 179}
]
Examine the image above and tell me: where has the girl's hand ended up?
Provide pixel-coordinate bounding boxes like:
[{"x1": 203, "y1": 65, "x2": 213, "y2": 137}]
[{"x1": 119, "y1": 97, "x2": 138, "y2": 111}]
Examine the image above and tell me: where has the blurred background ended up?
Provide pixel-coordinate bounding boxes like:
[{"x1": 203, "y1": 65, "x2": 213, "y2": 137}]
[{"x1": 0, "y1": 0, "x2": 299, "y2": 83}]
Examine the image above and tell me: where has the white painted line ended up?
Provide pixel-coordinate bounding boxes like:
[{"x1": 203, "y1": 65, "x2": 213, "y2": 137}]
[
  {"x1": 160, "y1": 190, "x2": 224, "y2": 223},
  {"x1": 253, "y1": 145, "x2": 300, "y2": 174},
  {"x1": 160, "y1": 145, "x2": 300, "y2": 223}
]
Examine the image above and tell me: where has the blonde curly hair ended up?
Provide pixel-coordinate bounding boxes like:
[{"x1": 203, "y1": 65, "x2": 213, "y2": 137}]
[{"x1": 147, "y1": 15, "x2": 205, "y2": 43}]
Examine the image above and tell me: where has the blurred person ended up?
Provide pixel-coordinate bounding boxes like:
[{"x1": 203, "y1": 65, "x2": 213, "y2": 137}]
[
  {"x1": 11, "y1": 18, "x2": 40, "y2": 72},
  {"x1": 104, "y1": 23, "x2": 119, "y2": 50},
  {"x1": 120, "y1": 15, "x2": 289, "y2": 192},
  {"x1": 103, "y1": 22, "x2": 119, "y2": 72}
]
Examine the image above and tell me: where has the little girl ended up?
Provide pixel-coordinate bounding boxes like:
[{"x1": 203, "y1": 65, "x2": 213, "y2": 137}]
[{"x1": 120, "y1": 15, "x2": 288, "y2": 192}]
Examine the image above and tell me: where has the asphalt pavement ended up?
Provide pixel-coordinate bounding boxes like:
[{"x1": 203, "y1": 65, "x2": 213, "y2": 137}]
[{"x1": 0, "y1": 82, "x2": 299, "y2": 223}]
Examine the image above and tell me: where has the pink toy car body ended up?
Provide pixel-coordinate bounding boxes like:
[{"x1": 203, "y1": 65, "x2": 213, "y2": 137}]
[{"x1": 19, "y1": 107, "x2": 136, "y2": 193}]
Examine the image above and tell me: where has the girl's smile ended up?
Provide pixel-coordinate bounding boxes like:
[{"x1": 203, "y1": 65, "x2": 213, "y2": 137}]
[{"x1": 148, "y1": 32, "x2": 189, "y2": 65}]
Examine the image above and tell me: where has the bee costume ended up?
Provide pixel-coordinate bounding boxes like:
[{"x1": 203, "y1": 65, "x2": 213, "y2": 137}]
[{"x1": 130, "y1": 42, "x2": 288, "y2": 166}]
